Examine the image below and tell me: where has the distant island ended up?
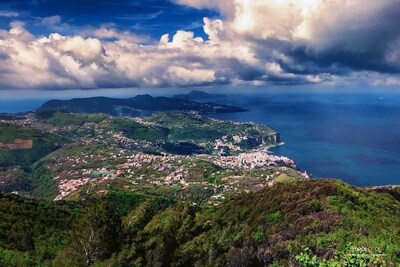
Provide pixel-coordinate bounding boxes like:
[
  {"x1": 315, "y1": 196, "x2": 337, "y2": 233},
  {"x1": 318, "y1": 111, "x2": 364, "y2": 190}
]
[
  {"x1": 37, "y1": 94, "x2": 244, "y2": 117},
  {"x1": 173, "y1": 90, "x2": 226, "y2": 101}
]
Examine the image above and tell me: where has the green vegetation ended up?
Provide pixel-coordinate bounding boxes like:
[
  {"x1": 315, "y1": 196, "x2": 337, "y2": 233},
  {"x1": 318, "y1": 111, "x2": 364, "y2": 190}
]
[
  {"x1": 295, "y1": 245, "x2": 388, "y2": 266},
  {"x1": 37, "y1": 111, "x2": 108, "y2": 127},
  {"x1": 148, "y1": 111, "x2": 276, "y2": 144},
  {"x1": 0, "y1": 122, "x2": 71, "y2": 198},
  {"x1": 0, "y1": 192, "x2": 74, "y2": 264},
  {"x1": 0, "y1": 123, "x2": 34, "y2": 143},
  {"x1": 274, "y1": 173, "x2": 298, "y2": 183},
  {"x1": 0, "y1": 123, "x2": 68, "y2": 169},
  {"x1": 1, "y1": 112, "x2": 399, "y2": 266},
  {"x1": 109, "y1": 118, "x2": 168, "y2": 141},
  {"x1": 0, "y1": 179, "x2": 398, "y2": 266}
]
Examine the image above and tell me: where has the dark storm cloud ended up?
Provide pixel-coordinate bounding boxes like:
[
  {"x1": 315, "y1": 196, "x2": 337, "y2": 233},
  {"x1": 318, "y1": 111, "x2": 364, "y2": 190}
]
[
  {"x1": 247, "y1": 0, "x2": 400, "y2": 80},
  {"x1": 287, "y1": 2, "x2": 400, "y2": 75}
]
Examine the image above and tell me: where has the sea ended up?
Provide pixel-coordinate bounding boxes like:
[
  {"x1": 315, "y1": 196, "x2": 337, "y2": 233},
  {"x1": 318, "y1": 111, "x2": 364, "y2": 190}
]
[
  {"x1": 1, "y1": 92, "x2": 400, "y2": 186},
  {"x1": 205, "y1": 92, "x2": 400, "y2": 187},
  {"x1": 0, "y1": 99, "x2": 48, "y2": 114}
]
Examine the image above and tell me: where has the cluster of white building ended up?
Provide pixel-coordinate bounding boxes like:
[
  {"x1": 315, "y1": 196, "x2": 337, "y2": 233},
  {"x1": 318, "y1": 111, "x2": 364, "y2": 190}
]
[
  {"x1": 211, "y1": 151, "x2": 296, "y2": 170},
  {"x1": 55, "y1": 178, "x2": 91, "y2": 200}
]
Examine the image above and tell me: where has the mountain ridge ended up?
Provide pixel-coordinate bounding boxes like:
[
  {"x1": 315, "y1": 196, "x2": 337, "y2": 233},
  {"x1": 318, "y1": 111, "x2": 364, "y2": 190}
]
[{"x1": 36, "y1": 94, "x2": 246, "y2": 117}]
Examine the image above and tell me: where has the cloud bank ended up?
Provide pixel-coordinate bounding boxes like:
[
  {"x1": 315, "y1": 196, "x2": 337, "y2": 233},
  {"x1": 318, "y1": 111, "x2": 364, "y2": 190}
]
[{"x1": 0, "y1": 0, "x2": 400, "y2": 90}]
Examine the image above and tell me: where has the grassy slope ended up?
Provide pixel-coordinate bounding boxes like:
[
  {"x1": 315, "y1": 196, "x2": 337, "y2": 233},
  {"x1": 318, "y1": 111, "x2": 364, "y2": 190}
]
[
  {"x1": 117, "y1": 179, "x2": 399, "y2": 266},
  {"x1": 0, "y1": 123, "x2": 68, "y2": 169},
  {"x1": 0, "y1": 124, "x2": 34, "y2": 143},
  {"x1": 1, "y1": 179, "x2": 397, "y2": 266}
]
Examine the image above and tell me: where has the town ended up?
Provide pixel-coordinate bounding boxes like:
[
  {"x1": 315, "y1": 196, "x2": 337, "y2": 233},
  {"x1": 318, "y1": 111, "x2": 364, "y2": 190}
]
[{"x1": 0, "y1": 111, "x2": 308, "y2": 204}]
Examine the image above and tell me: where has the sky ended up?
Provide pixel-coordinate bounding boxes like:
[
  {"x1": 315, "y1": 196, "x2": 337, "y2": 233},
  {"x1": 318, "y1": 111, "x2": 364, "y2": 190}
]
[{"x1": 0, "y1": 0, "x2": 400, "y2": 95}]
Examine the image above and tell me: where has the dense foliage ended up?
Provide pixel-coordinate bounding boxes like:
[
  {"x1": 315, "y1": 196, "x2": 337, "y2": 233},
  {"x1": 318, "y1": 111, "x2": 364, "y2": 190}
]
[{"x1": 0, "y1": 179, "x2": 398, "y2": 266}]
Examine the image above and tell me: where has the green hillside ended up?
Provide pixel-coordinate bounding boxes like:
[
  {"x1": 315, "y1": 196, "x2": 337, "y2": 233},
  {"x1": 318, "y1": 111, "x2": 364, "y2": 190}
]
[
  {"x1": 147, "y1": 111, "x2": 276, "y2": 141},
  {"x1": 0, "y1": 180, "x2": 398, "y2": 266},
  {"x1": 147, "y1": 112, "x2": 279, "y2": 152},
  {"x1": 0, "y1": 123, "x2": 68, "y2": 169},
  {"x1": 33, "y1": 111, "x2": 280, "y2": 155}
]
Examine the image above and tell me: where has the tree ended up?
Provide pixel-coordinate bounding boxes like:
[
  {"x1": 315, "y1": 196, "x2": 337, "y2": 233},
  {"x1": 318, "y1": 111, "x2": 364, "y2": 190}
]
[{"x1": 70, "y1": 201, "x2": 121, "y2": 266}]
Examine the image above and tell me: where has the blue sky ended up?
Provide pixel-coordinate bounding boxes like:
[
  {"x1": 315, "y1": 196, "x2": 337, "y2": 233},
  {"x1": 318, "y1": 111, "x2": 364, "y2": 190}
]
[
  {"x1": 0, "y1": 0, "x2": 217, "y2": 38},
  {"x1": 0, "y1": 0, "x2": 399, "y2": 94}
]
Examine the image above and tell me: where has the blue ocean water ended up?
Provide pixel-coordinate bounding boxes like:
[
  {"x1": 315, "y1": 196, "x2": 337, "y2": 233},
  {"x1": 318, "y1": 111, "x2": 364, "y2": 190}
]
[
  {"x1": 0, "y1": 99, "x2": 47, "y2": 113},
  {"x1": 207, "y1": 92, "x2": 400, "y2": 186}
]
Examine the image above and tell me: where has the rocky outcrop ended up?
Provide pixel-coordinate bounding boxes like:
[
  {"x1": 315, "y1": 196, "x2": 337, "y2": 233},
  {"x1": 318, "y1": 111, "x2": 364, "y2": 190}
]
[{"x1": 267, "y1": 133, "x2": 280, "y2": 143}]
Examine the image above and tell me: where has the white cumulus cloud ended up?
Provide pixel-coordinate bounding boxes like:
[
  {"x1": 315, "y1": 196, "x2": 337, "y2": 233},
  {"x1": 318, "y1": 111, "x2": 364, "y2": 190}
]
[{"x1": 1, "y1": 0, "x2": 400, "y2": 90}]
